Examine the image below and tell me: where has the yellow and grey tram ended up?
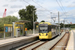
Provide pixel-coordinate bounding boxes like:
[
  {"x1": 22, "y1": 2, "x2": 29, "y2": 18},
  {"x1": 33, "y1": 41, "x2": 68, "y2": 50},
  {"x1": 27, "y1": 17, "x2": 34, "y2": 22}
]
[{"x1": 39, "y1": 22, "x2": 59, "y2": 39}]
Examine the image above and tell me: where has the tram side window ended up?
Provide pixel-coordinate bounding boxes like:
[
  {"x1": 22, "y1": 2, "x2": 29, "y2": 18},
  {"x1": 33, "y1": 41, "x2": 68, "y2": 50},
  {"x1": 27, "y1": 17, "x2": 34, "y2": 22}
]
[
  {"x1": 48, "y1": 25, "x2": 51, "y2": 32},
  {"x1": 51, "y1": 25, "x2": 53, "y2": 32},
  {"x1": 57, "y1": 26, "x2": 59, "y2": 32},
  {"x1": 51, "y1": 25, "x2": 56, "y2": 32}
]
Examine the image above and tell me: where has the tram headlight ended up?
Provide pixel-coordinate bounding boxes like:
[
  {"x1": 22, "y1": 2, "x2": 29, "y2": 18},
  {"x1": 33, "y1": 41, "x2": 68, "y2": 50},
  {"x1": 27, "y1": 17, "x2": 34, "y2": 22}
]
[
  {"x1": 46, "y1": 33, "x2": 48, "y2": 36},
  {"x1": 39, "y1": 34, "x2": 41, "y2": 36}
]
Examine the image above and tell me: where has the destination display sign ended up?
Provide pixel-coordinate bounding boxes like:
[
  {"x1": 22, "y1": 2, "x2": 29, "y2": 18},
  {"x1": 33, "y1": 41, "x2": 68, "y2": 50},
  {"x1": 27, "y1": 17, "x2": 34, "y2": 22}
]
[
  {"x1": 40, "y1": 27, "x2": 47, "y2": 30},
  {"x1": 39, "y1": 24, "x2": 48, "y2": 26}
]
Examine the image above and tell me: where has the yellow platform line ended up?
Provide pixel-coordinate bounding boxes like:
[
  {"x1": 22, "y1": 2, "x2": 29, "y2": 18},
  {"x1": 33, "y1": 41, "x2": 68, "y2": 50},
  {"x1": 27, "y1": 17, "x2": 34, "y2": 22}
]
[{"x1": 66, "y1": 30, "x2": 74, "y2": 50}]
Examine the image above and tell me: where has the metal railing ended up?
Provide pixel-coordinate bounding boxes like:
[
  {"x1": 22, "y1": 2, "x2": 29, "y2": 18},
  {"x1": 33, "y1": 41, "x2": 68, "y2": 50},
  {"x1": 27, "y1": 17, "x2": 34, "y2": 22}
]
[{"x1": 0, "y1": 30, "x2": 39, "y2": 40}]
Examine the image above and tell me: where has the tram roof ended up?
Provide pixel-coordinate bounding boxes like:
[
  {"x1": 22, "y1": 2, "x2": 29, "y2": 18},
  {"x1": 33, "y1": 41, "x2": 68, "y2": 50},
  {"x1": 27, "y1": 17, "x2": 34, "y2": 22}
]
[
  {"x1": 39, "y1": 22, "x2": 59, "y2": 26},
  {"x1": 39, "y1": 22, "x2": 51, "y2": 25}
]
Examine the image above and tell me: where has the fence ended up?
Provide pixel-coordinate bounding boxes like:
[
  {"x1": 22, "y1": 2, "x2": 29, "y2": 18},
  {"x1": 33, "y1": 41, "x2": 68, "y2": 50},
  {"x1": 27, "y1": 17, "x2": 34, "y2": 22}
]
[
  {"x1": 0, "y1": 30, "x2": 39, "y2": 40},
  {"x1": 0, "y1": 31, "x2": 12, "y2": 39},
  {"x1": 27, "y1": 30, "x2": 38, "y2": 35}
]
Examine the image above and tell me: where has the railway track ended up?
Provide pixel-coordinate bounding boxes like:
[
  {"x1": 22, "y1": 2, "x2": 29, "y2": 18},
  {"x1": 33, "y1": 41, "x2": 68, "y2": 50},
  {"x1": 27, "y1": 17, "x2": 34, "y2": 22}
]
[
  {"x1": 19, "y1": 40, "x2": 40, "y2": 50},
  {"x1": 18, "y1": 32, "x2": 70, "y2": 50},
  {"x1": 50, "y1": 32, "x2": 70, "y2": 50},
  {"x1": 32, "y1": 41, "x2": 48, "y2": 50},
  {"x1": 19, "y1": 40, "x2": 49, "y2": 50}
]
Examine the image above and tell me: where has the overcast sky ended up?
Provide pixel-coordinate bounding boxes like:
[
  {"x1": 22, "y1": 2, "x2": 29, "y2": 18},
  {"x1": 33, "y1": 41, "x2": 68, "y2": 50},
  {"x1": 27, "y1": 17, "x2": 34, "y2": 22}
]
[{"x1": 0, "y1": 0, "x2": 75, "y2": 24}]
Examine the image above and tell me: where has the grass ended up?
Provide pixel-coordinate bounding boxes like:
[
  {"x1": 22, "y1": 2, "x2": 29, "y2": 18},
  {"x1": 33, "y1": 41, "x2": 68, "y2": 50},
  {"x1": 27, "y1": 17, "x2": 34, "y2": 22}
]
[
  {"x1": 71, "y1": 28, "x2": 75, "y2": 30},
  {"x1": 0, "y1": 31, "x2": 4, "y2": 38},
  {"x1": 0, "y1": 31, "x2": 11, "y2": 38},
  {"x1": 0, "y1": 31, "x2": 4, "y2": 33}
]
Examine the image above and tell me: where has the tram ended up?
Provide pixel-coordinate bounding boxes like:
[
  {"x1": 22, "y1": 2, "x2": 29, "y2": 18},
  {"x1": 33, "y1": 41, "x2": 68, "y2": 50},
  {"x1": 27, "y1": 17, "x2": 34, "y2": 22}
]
[{"x1": 39, "y1": 22, "x2": 59, "y2": 39}]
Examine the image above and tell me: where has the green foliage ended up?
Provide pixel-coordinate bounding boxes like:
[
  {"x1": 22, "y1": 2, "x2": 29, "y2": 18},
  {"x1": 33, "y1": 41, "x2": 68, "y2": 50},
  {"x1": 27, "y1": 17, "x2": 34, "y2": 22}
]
[
  {"x1": 60, "y1": 23, "x2": 64, "y2": 28},
  {"x1": 70, "y1": 25, "x2": 75, "y2": 28},
  {"x1": 41, "y1": 20, "x2": 45, "y2": 22},
  {"x1": 18, "y1": 5, "x2": 38, "y2": 29},
  {"x1": 0, "y1": 16, "x2": 19, "y2": 31},
  {"x1": 60, "y1": 23, "x2": 75, "y2": 28}
]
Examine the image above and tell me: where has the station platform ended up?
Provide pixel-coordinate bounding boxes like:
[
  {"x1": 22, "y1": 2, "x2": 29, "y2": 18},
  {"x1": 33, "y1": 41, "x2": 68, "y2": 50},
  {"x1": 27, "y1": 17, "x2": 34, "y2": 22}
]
[
  {"x1": 0, "y1": 34, "x2": 39, "y2": 50},
  {"x1": 66, "y1": 30, "x2": 74, "y2": 50}
]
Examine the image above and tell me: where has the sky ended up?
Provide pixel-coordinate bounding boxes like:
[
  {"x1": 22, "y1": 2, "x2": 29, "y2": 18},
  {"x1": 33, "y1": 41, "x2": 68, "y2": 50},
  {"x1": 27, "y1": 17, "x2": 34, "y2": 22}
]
[{"x1": 0, "y1": 0, "x2": 75, "y2": 24}]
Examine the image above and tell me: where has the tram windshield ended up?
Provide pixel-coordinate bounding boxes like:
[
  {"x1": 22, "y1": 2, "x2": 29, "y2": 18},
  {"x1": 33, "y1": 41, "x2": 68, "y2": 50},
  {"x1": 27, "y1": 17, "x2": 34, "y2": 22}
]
[{"x1": 39, "y1": 26, "x2": 48, "y2": 33}]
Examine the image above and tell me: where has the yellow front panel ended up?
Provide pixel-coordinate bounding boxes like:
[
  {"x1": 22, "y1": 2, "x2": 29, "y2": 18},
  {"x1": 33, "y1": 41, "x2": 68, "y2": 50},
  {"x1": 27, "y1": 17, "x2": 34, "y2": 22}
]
[
  {"x1": 39, "y1": 32, "x2": 52, "y2": 39},
  {"x1": 48, "y1": 32, "x2": 52, "y2": 39},
  {"x1": 39, "y1": 33, "x2": 48, "y2": 39}
]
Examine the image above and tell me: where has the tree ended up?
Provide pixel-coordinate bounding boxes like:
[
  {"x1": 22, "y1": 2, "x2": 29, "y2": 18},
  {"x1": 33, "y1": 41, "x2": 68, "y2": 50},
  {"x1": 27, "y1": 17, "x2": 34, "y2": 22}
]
[
  {"x1": 0, "y1": 16, "x2": 19, "y2": 31},
  {"x1": 18, "y1": 5, "x2": 38, "y2": 29},
  {"x1": 41, "y1": 20, "x2": 45, "y2": 22},
  {"x1": 60, "y1": 23, "x2": 64, "y2": 28}
]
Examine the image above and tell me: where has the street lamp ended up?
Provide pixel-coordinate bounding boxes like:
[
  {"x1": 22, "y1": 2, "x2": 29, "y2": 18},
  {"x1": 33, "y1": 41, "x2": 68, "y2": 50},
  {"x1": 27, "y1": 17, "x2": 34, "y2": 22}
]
[
  {"x1": 33, "y1": 21, "x2": 37, "y2": 34},
  {"x1": 33, "y1": 11, "x2": 34, "y2": 34}
]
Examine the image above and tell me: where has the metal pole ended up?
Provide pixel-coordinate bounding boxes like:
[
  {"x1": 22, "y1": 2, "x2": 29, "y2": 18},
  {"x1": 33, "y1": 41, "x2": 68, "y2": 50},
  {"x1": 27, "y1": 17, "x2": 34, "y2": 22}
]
[
  {"x1": 58, "y1": 12, "x2": 60, "y2": 35},
  {"x1": 4, "y1": 27, "x2": 5, "y2": 39},
  {"x1": 54, "y1": 20, "x2": 55, "y2": 23},
  {"x1": 13, "y1": 22, "x2": 14, "y2": 37},
  {"x1": 34, "y1": 22, "x2": 35, "y2": 34},
  {"x1": 50, "y1": 12, "x2": 52, "y2": 23},
  {"x1": 63, "y1": 20, "x2": 65, "y2": 28},
  {"x1": 64, "y1": 19, "x2": 65, "y2": 29},
  {"x1": 4, "y1": 33, "x2": 5, "y2": 39},
  {"x1": 33, "y1": 11, "x2": 34, "y2": 34},
  {"x1": 63, "y1": 20, "x2": 65, "y2": 32}
]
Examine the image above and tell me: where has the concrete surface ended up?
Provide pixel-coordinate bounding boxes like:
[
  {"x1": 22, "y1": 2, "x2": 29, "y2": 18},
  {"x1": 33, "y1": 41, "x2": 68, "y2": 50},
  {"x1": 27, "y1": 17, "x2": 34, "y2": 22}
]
[
  {"x1": 0, "y1": 34, "x2": 38, "y2": 50},
  {"x1": 16, "y1": 32, "x2": 65, "y2": 50},
  {"x1": 36, "y1": 32, "x2": 65, "y2": 50},
  {"x1": 66, "y1": 30, "x2": 74, "y2": 50}
]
